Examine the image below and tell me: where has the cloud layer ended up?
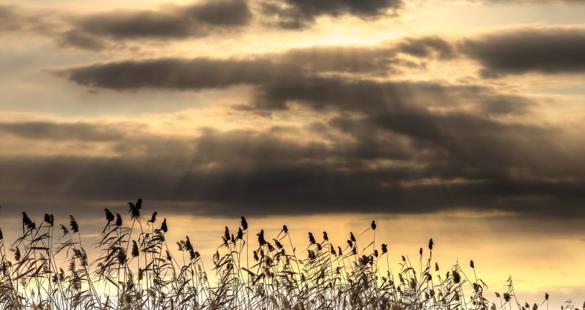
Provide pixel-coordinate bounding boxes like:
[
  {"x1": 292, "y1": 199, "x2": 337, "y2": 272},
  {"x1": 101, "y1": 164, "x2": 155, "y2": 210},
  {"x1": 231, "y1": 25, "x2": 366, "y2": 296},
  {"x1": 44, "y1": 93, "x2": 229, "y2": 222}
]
[
  {"x1": 2, "y1": 1, "x2": 585, "y2": 219},
  {"x1": 261, "y1": 0, "x2": 403, "y2": 29},
  {"x1": 462, "y1": 28, "x2": 585, "y2": 76},
  {"x1": 72, "y1": 0, "x2": 251, "y2": 39}
]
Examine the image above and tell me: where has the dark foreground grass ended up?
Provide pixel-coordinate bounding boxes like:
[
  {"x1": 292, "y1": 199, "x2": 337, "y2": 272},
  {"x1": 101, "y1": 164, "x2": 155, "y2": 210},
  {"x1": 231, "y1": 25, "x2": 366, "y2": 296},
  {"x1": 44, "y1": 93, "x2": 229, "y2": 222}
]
[{"x1": 0, "y1": 199, "x2": 563, "y2": 309}]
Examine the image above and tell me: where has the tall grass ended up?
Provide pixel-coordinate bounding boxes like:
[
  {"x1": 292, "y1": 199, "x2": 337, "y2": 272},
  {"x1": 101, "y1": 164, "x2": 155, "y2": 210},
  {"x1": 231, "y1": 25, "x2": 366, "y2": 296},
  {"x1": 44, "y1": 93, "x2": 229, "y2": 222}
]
[{"x1": 0, "y1": 199, "x2": 558, "y2": 309}]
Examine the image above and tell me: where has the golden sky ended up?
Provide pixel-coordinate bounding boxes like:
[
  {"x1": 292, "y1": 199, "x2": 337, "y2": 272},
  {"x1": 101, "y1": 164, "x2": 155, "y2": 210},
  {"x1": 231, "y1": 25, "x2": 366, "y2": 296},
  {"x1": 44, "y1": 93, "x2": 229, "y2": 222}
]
[{"x1": 1, "y1": 0, "x2": 585, "y2": 306}]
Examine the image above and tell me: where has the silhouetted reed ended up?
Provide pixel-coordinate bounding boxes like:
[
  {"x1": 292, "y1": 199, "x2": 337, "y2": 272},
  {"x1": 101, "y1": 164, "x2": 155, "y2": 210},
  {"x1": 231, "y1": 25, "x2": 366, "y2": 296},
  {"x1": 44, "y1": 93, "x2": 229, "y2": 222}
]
[{"x1": 0, "y1": 199, "x2": 561, "y2": 309}]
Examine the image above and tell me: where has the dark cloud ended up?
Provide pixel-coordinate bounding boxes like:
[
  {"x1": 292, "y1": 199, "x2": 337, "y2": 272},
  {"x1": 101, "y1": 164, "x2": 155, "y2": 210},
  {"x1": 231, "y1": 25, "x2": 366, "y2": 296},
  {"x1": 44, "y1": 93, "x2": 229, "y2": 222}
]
[
  {"x1": 71, "y1": 0, "x2": 251, "y2": 40},
  {"x1": 364, "y1": 112, "x2": 558, "y2": 177},
  {"x1": 65, "y1": 58, "x2": 284, "y2": 90},
  {"x1": 183, "y1": 0, "x2": 252, "y2": 26},
  {"x1": 63, "y1": 37, "x2": 457, "y2": 88},
  {"x1": 251, "y1": 76, "x2": 531, "y2": 116},
  {"x1": 0, "y1": 121, "x2": 126, "y2": 141},
  {"x1": 65, "y1": 55, "x2": 385, "y2": 91},
  {"x1": 0, "y1": 1, "x2": 252, "y2": 51},
  {"x1": 261, "y1": 0, "x2": 402, "y2": 29},
  {"x1": 461, "y1": 28, "x2": 585, "y2": 76},
  {"x1": 250, "y1": 77, "x2": 565, "y2": 180},
  {"x1": 0, "y1": 126, "x2": 583, "y2": 218}
]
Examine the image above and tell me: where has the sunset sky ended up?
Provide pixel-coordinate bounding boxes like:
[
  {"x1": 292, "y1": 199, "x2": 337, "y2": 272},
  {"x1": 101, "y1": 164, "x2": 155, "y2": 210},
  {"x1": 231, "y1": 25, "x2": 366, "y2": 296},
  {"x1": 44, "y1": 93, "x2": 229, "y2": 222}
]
[{"x1": 1, "y1": 0, "x2": 585, "y2": 305}]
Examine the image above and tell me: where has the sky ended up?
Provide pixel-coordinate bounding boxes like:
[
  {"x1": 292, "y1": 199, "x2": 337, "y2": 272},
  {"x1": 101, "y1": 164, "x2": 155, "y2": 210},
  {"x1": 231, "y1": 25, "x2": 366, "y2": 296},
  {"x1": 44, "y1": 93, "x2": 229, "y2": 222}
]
[{"x1": 1, "y1": 0, "x2": 585, "y2": 305}]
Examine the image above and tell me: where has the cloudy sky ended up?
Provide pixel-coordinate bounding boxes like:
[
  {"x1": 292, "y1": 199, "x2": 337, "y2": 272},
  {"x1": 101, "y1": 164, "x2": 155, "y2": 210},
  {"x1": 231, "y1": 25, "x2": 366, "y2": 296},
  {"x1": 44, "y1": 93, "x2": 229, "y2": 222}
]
[{"x1": 1, "y1": 0, "x2": 585, "y2": 304}]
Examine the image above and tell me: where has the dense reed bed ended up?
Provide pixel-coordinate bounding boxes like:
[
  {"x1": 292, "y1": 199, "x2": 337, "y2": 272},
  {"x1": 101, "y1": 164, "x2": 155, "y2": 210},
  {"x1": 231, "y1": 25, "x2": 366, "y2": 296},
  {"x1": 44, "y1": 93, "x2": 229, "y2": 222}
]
[{"x1": 0, "y1": 199, "x2": 559, "y2": 309}]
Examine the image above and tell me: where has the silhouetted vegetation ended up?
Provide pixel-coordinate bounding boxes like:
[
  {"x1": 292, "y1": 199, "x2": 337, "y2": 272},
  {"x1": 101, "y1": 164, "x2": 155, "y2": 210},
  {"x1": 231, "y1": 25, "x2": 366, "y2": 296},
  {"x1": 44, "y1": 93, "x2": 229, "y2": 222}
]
[{"x1": 0, "y1": 199, "x2": 559, "y2": 309}]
